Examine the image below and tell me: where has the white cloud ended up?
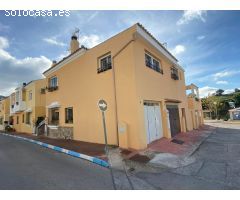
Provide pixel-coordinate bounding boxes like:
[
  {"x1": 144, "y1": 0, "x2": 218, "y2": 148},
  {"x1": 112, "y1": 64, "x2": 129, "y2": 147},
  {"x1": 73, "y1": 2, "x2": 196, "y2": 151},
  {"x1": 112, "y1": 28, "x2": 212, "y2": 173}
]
[
  {"x1": 177, "y1": 10, "x2": 207, "y2": 26},
  {"x1": 79, "y1": 34, "x2": 101, "y2": 48},
  {"x1": 216, "y1": 80, "x2": 228, "y2": 85},
  {"x1": 171, "y1": 45, "x2": 185, "y2": 55},
  {"x1": 43, "y1": 37, "x2": 66, "y2": 47},
  {"x1": 0, "y1": 36, "x2": 9, "y2": 49},
  {"x1": 197, "y1": 35, "x2": 205, "y2": 40},
  {"x1": 0, "y1": 22, "x2": 10, "y2": 32},
  {"x1": 0, "y1": 36, "x2": 51, "y2": 96},
  {"x1": 199, "y1": 86, "x2": 218, "y2": 98},
  {"x1": 223, "y1": 89, "x2": 234, "y2": 95},
  {"x1": 213, "y1": 69, "x2": 240, "y2": 80}
]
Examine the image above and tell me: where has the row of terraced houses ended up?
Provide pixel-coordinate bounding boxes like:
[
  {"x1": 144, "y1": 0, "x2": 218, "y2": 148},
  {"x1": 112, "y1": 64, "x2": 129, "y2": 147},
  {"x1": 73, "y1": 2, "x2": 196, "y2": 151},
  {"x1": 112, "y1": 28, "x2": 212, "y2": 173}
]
[{"x1": 0, "y1": 23, "x2": 203, "y2": 150}]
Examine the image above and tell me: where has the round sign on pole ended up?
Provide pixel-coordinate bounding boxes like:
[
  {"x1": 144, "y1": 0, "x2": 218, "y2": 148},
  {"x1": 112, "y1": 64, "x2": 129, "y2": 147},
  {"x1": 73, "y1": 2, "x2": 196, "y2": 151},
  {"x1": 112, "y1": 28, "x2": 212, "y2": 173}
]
[{"x1": 98, "y1": 99, "x2": 107, "y2": 112}]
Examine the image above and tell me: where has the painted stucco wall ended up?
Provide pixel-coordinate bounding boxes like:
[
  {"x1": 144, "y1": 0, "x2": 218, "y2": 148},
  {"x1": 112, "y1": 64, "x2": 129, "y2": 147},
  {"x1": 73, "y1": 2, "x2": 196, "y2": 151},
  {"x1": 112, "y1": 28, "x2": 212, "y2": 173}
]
[
  {"x1": 44, "y1": 24, "x2": 199, "y2": 150},
  {"x1": 12, "y1": 79, "x2": 46, "y2": 134},
  {"x1": 45, "y1": 25, "x2": 137, "y2": 146},
  {"x1": 0, "y1": 97, "x2": 10, "y2": 130}
]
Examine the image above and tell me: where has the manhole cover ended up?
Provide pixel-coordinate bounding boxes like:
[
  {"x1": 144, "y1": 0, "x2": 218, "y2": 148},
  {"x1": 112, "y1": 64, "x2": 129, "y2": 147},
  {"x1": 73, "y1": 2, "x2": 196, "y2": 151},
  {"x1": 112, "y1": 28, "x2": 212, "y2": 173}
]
[{"x1": 171, "y1": 139, "x2": 184, "y2": 145}]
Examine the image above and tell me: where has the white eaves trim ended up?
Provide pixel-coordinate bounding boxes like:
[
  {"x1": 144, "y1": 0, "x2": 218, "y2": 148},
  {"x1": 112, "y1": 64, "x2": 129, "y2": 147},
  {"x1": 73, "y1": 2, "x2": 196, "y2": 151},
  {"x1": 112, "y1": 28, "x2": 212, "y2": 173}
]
[
  {"x1": 43, "y1": 49, "x2": 87, "y2": 77},
  {"x1": 136, "y1": 25, "x2": 185, "y2": 72}
]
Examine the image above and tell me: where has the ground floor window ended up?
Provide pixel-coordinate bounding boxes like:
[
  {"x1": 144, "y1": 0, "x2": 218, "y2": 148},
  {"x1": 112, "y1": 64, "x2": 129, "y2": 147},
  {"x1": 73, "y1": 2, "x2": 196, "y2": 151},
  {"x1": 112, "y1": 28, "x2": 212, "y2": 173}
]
[
  {"x1": 16, "y1": 116, "x2": 19, "y2": 124},
  {"x1": 26, "y1": 112, "x2": 31, "y2": 125},
  {"x1": 9, "y1": 117, "x2": 13, "y2": 125},
  {"x1": 49, "y1": 108, "x2": 59, "y2": 125},
  {"x1": 0, "y1": 117, "x2": 3, "y2": 125},
  {"x1": 22, "y1": 114, "x2": 25, "y2": 123},
  {"x1": 65, "y1": 107, "x2": 73, "y2": 124}
]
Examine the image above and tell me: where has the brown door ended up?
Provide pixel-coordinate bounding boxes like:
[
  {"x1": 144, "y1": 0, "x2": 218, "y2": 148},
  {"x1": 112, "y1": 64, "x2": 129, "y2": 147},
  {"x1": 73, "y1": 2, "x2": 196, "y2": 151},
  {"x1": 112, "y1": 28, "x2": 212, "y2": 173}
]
[{"x1": 167, "y1": 105, "x2": 181, "y2": 137}]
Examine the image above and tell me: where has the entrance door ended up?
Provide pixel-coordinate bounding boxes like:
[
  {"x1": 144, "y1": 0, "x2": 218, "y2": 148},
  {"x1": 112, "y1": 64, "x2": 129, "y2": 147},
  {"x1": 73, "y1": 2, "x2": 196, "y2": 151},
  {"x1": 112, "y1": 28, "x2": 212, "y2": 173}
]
[
  {"x1": 167, "y1": 105, "x2": 181, "y2": 137},
  {"x1": 144, "y1": 102, "x2": 163, "y2": 144}
]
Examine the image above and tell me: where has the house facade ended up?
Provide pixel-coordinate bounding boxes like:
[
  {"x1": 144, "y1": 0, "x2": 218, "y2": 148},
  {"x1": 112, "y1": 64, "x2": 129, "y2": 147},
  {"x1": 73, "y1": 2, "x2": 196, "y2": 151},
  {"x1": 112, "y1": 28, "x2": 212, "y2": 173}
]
[
  {"x1": 0, "y1": 97, "x2": 10, "y2": 131},
  {"x1": 9, "y1": 79, "x2": 46, "y2": 133},
  {"x1": 186, "y1": 84, "x2": 204, "y2": 129},
  {"x1": 43, "y1": 23, "x2": 201, "y2": 150},
  {"x1": 229, "y1": 107, "x2": 240, "y2": 120}
]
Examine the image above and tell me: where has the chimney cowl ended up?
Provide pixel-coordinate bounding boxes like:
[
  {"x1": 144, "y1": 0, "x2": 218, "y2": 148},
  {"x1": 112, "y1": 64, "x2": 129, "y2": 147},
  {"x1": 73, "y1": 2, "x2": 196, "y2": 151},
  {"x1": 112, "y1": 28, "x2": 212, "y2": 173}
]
[
  {"x1": 71, "y1": 35, "x2": 78, "y2": 40},
  {"x1": 51, "y1": 60, "x2": 57, "y2": 67}
]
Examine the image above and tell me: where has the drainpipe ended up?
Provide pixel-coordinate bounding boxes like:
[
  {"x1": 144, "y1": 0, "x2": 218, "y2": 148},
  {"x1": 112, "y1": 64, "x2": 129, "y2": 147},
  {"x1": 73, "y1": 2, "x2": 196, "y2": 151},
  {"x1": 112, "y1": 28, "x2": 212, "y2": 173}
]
[{"x1": 111, "y1": 35, "x2": 136, "y2": 146}]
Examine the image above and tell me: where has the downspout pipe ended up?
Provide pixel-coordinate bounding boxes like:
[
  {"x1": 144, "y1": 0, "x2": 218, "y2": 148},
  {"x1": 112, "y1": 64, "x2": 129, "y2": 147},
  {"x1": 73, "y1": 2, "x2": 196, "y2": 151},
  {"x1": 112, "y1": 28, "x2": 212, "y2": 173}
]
[{"x1": 111, "y1": 35, "x2": 136, "y2": 147}]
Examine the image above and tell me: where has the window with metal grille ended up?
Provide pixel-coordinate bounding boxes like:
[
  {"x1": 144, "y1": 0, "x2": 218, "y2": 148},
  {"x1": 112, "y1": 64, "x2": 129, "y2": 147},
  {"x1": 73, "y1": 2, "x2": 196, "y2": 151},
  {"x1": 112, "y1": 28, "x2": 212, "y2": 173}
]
[
  {"x1": 145, "y1": 53, "x2": 163, "y2": 74},
  {"x1": 98, "y1": 54, "x2": 112, "y2": 73},
  {"x1": 65, "y1": 107, "x2": 73, "y2": 124},
  {"x1": 48, "y1": 76, "x2": 58, "y2": 92},
  {"x1": 171, "y1": 66, "x2": 179, "y2": 80}
]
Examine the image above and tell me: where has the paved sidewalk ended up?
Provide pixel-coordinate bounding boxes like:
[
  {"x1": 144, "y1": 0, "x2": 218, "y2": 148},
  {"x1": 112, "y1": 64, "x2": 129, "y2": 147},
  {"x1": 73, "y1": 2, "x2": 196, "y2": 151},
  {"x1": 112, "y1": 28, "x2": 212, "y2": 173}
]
[
  {"x1": 125, "y1": 125, "x2": 215, "y2": 169},
  {"x1": 0, "y1": 131, "x2": 106, "y2": 159},
  {"x1": 133, "y1": 122, "x2": 240, "y2": 189}
]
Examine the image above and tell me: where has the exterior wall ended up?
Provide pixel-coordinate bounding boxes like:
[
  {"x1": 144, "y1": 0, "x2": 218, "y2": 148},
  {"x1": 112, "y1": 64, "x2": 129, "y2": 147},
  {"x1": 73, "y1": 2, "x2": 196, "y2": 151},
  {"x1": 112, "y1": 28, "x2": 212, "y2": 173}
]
[
  {"x1": 45, "y1": 25, "x2": 137, "y2": 146},
  {"x1": 0, "y1": 97, "x2": 10, "y2": 130},
  {"x1": 130, "y1": 37, "x2": 192, "y2": 149},
  {"x1": 187, "y1": 97, "x2": 204, "y2": 129},
  {"x1": 44, "y1": 24, "x2": 195, "y2": 150},
  {"x1": 12, "y1": 79, "x2": 46, "y2": 134}
]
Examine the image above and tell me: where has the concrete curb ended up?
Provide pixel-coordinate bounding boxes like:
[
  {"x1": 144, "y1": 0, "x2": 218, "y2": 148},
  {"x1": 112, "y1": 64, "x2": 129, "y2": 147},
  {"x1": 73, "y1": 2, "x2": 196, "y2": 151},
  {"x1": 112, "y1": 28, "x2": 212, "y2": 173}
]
[{"x1": 0, "y1": 133, "x2": 109, "y2": 168}]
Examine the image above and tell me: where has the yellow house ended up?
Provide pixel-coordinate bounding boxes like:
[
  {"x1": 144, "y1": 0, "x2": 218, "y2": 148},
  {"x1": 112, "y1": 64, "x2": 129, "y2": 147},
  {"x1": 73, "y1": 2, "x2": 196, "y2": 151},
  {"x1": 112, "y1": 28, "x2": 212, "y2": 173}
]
[
  {"x1": 10, "y1": 79, "x2": 46, "y2": 134},
  {"x1": 0, "y1": 96, "x2": 10, "y2": 131},
  {"x1": 186, "y1": 84, "x2": 204, "y2": 129},
  {"x1": 43, "y1": 23, "x2": 199, "y2": 150}
]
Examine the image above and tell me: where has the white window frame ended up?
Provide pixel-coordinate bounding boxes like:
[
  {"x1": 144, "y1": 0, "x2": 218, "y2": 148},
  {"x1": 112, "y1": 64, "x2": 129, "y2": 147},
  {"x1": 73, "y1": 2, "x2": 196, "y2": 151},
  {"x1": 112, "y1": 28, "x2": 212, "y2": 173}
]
[
  {"x1": 98, "y1": 54, "x2": 112, "y2": 73},
  {"x1": 145, "y1": 52, "x2": 162, "y2": 73},
  {"x1": 50, "y1": 76, "x2": 58, "y2": 88}
]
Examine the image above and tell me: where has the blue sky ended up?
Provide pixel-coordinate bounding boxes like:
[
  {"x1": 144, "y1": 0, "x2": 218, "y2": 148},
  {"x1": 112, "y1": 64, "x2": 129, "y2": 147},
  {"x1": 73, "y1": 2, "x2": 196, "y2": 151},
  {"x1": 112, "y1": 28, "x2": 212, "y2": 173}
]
[{"x1": 0, "y1": 10, "x2": 239, "y2": 97}]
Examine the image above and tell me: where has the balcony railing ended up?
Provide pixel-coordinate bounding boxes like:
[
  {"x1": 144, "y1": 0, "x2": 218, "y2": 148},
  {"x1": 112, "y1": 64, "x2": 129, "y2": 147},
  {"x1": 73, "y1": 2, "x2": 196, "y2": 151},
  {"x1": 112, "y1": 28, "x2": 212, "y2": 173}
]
[
  {"x1": 171, "y1": 73, "x2": 179, "y2": 80},
  {"x1": 146, "y1": 61, "x2": 163, "y2": 74},
  {"x1": 97, "y1": 63, "x2": 112, "y2": 73},
  {"x1": 47, "y1": 86, "x2": 58, "y2": 92}
]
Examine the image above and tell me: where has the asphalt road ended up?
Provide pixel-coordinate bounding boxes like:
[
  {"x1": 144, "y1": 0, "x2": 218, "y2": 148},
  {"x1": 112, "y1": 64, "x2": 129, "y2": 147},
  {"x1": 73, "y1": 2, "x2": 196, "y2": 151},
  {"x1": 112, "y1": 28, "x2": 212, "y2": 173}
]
[
  {"x1": 135, "y1": 122, "x2": 240, "y2": 189},
  {"x1": 0, "y1": 134, "x2": 113, "y2": 189}
]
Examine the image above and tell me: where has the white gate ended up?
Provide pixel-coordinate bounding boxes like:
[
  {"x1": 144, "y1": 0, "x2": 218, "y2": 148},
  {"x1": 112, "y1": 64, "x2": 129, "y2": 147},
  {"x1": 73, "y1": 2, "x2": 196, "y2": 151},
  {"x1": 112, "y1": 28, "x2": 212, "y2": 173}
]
[{"x1": 144, "y1": 102, "x2": 163, "y2": 144}]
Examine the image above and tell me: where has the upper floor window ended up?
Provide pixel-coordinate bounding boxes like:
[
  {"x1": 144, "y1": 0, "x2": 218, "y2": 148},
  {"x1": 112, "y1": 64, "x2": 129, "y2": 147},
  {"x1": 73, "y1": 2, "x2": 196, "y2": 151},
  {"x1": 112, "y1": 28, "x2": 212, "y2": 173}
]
[
  {"x1": 98, "y1": 54, "x2": 112, "y2": 73},
  {"x1": 48, "y1": 76, "x2": 58, "y2": 92},
  {"x1": 16, "y1": 91, "x2": 20, "y2": 104},
  {"x1": 29, "y1": 91, "x2": 32, "y2": 100},
  {"x1": 145, "y1": 53, "x2": 163, "y2": 74},
  {"x1": 171, "y1": 66, "x2": 179, "y2": 80}
]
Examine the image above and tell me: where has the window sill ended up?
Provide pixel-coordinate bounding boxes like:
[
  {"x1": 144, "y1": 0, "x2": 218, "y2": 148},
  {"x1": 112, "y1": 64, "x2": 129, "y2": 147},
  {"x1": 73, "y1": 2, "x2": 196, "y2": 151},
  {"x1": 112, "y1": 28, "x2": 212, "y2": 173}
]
[{"x1": 48, "y1": 125, "x2": 59, "y2": 129}]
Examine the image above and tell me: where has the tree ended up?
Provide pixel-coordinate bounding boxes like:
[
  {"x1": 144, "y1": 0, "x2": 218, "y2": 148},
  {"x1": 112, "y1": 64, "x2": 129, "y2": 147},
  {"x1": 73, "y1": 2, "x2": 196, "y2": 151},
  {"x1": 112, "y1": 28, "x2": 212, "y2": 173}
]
[
  {"x1": 215, "y1": 89, "x2": 224, "y2": 96},
  {"x1": 235, "y1": 88, "x2": 240, "y2": 93}
]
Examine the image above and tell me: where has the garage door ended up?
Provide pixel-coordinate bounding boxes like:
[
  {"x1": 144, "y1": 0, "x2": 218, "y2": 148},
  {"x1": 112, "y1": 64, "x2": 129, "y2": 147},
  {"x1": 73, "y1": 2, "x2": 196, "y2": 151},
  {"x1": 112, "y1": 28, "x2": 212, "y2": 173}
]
[
  {"x1": 144, "y1": 102, "x2": 163, "y2": 144},
  {"x1": 167, "y1": 105, "x2": 181, "y2": 137}
]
